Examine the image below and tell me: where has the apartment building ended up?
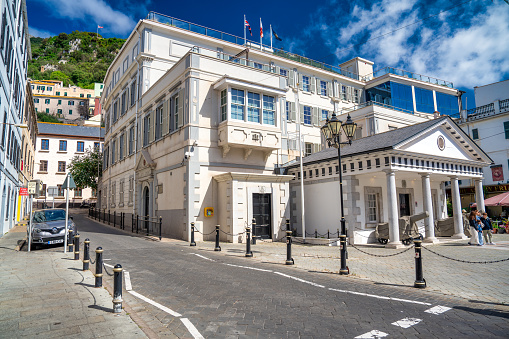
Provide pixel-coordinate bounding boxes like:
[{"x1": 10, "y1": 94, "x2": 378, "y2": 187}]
[
  {"x1": 34, "y1": 122, "x2": 104, "y2": 207},
  {"x1": 98, "y1": 12, "x2": 483, "y2": 245},
  {"x1": 0, "y1": 0, "x2": 31, "y2": 236}
]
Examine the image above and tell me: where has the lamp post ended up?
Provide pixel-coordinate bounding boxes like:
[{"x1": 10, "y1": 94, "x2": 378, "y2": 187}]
[{"x1": 321, "y1": 112, "x2": 357, "y2": 275}]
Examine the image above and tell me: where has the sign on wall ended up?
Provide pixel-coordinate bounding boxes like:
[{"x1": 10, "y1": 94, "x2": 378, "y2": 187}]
[
  {"x1": 491, "y1": 165, "x2": 504, "y2": 182},
  {"x1": 204, "y1": 207, "x2": 214, "y2": 217},
  {"x1": 19, "y1": 188, "x2": 28, "y2": 196}
]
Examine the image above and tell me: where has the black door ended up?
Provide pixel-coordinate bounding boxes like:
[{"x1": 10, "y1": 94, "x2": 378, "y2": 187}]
[
  {"x1": 399, "y1": 193, "x2": 411, "y2": 216},
  {"x1": 253, "y1": 193, "x2": 271, "y2": 238},
  {"x1": 144, "y1": 187, "x2": 150, "y2": 230}
]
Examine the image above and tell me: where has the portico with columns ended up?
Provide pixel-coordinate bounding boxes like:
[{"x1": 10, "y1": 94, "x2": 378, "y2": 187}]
[{"x1": 287, "y1": 117, "x2": 492, "y2": 246}]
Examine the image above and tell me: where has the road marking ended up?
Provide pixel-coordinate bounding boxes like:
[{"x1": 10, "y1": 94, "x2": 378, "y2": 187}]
[
  {"x1": 104, "y1": 263, "x2": 114, "y2": 268},
  {"x1": 424, "y1": 305, "x2": 451, "y2": 315},
  {"x1": 391, "y1": 317, "x2": 422, "y2": 328},
  {"x1": 355, "y1": 330, "x2": 389, "y2": 338},
  {"x1": 191, "y1": 253, "x2": 214, "y2": 261},
  {"x1": 180, "y1": 318, "x2": 204, "y2": 339},
  {"x1": 128, "y1": 290, "x2": 182, "y2": 317},
  {"x1": 103, "y1": 259, "x2": 112, "y2": 261},
  {"x1": 274, "y1": 272, "x2": 325, "y2": 288},
  {"x1": 328, "y1": 288, "x2": 432, "y2": 306},
  {"x1": 224, "y1": 263, "x2": 272, "y2": 272},
  {"x1": 124, "y1": 271, "x2": 132, "y2": 291}
]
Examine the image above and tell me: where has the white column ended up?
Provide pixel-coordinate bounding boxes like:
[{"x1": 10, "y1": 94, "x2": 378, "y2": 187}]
[
  {"x1": 450, "y1": 177, "x2": 466, "y2": 239},
  {"x1": 385, "y1": 170, "x2": 402, "y2": 246},
  {"x1": 475, "y1": 179, "x2": 485, "y2": 212},
  {"x1": 421, "y1": 173, "x2": 437, "y2": 243}
]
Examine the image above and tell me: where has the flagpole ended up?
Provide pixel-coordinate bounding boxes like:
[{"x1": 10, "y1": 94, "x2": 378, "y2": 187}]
[
  {"x1": 244, "y1": 15, "x2": 246, "y2": 46},
  {"x1": 260, "y1": 18, "x2": 262, "y2": 50},
  {"x1": 270, "y1": 25, "x2": 273, "y2": 50}
]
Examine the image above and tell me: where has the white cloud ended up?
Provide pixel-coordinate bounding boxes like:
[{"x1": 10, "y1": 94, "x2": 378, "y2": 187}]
[
  {"x1": 32, "y1": 0, "x2": 137, "y2": 35},
  {"x1": 28, "y1": 26, "x2": 54, "y2": 38}
]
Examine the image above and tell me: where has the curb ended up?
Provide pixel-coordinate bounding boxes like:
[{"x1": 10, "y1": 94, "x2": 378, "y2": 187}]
[{"x1": 15, "y1": 237, "x2": 26, "y2": 251}]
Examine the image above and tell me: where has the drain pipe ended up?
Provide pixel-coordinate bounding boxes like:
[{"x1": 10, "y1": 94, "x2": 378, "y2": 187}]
[{"x1": 132, "y1": 26, "x2": 142, "y2": 215}]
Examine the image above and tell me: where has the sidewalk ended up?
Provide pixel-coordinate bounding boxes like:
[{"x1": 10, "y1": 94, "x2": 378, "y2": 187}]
[{"x1": 0, "y1": 224, "x2": 147, "y2": 339}]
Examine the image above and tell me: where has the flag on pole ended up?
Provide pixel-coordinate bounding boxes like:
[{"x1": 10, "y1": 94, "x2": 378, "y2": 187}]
[
  {"x1": 272, "y1": 28, "x2": 282, "y2": 41},
  {"x1": 98, "y1": 25, "x2": 103, "y2": 29},
  {"x1": 260, "y1": 18, "x2": 263, "y2": 37},
  {"x1": 244, "y1": 19, "x2": 252, "y2": 36}
]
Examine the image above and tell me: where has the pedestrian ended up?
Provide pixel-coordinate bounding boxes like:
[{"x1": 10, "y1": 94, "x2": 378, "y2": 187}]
[
  {"x1": 468, "y1": 211, "x2": 480, "y2": 245},
  {"x1": 481, "y1": 212, "x2": 495, "y2": 245},
  {"x1": 476, "y1": 217, "x2": 484, "y2": 246}
]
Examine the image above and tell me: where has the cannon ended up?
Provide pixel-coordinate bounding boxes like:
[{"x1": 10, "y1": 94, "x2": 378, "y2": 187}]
[
  {"x1": 376, "y1": 211, "x2": 428, "y2": 245},
  {"x1": 434, "y1": 213, "x2": 471, "y2": 237}
]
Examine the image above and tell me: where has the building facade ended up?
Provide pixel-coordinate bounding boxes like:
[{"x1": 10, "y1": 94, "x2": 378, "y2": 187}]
[
  {"x1": 98, "y1": 12, "x2": 467, "y2": 243},
  {"x1": 0, "y1": 0, "x2": 31, "y2": 236},
  {"x1": 456, "y1": 79, "x2": 509, "y2": 215},
  {"x1": 34, "y1": 122, "x2": 103, "y2": 207}
]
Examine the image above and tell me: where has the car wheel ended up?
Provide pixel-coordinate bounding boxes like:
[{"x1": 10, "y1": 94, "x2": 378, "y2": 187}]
[{"x1": 30, "y1": 243, "x2": 38, "y2": 251}]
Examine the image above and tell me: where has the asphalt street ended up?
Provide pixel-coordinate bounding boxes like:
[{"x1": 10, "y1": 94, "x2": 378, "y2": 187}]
[{"x1": 70, "y1": 212, "x2": 509, "y2": 338}]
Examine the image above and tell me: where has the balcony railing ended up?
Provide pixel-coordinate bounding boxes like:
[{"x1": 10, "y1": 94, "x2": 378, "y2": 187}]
[
  {"x1": 340, "y1": 100, "x2": 415, "y2": 115},
  {"x1": 500, "y1": 98, "x2": 509, "y2": 111},
  {"x1": 467, "y1": 102, "x2": 495, "y2": 117},
  {"x1": 363, "y1": 67, "x2": 454, "y2": 88}
]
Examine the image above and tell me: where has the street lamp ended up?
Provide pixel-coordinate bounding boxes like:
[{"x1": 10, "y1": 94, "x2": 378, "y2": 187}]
[
  {"x1": 321, "y1": 112, "x2": 357, "y2": 275},
  {"x1": 0, "y1": 122, "x2": 28, "y2": 129}
]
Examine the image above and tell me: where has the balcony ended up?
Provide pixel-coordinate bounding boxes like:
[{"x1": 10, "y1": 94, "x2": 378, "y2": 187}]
[{"x1": 363, "y1": 67, "x2": 454, "y2": 88}]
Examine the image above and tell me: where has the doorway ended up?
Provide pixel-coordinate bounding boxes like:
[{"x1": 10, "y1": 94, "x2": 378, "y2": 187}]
[
  {"x1": 399, "y1": 193, "x2": 411, "y2": 216},
  {"x1": 143, "y1": 187, "x2": 150, "y2": 230},
  {"x1": 252, "y1": 193, "x2": 271, "y2": 238}
]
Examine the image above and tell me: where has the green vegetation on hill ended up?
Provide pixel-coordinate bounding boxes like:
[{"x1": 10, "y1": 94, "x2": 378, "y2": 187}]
[
  {"x1": 36, "y1": 112, "x2": 62, "y2": 123},
  {"x1": 29, "y1": 31, "x2": 126, "y2": 88}
]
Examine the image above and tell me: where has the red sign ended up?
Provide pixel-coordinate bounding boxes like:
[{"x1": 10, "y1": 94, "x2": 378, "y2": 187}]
[
  {"x1": 20, "y1": 188, "x2": 28, "y2": 196},
  {"x1": 491, "y1": 165, "x2": 504, "y2": 182}
]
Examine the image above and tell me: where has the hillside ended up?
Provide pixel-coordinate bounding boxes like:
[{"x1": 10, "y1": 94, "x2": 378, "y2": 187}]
[{"x1": 28, "y1": 31, "x2": 126, "y2": 89}]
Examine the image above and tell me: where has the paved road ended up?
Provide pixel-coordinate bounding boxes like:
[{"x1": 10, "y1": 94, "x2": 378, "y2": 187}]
[{"x1": 73, "y1": 212, "x2": 509, "y2": 338}]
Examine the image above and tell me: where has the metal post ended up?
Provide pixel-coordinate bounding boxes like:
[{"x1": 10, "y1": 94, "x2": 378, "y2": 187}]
[
  {"x1": 286, "y1": 219, "x2": 290, "y2": 231},
  {"x1": 146, "y1": 215, "x2": 149, "y2": 236},
  {"x1": 245, "y1": 227, "x2": 253, "y2": 257},
  {"x1": 74, "y1": 233, "x2": 80, "y2": 260},
  {"x1": 83, "y1": 239, "x2": 90, "y2": 271},
  {"x1": 337, "y1": 145, "x2": 349, "y2": 275},
  {"x1": 122, "y1": 212, "x2": 124, "y2": 230},
  {"x1": 159, "y1": 216, "x2": 162, "y2": 240},
  {"x1": 252, "y1": 218, "x2": 257, "y2": 245},
  {"x1": 315, "y1": 229, "x2": 317, "y2": 238},
  {"x1": 136, "y1": 214, "x2": 139, "y2": 233},
  {"x1": 94, "y1": 247, "x2": 103, "y2": 287},
  {"x1": 113, "y1": 264, "x2": 123, "y2": 313},
  {"x1": 68, "y1": 229, "x2": 74, "y2": 253},
  {"x1": 414, "y1": 239, "x2": 426, "y2": 288},
  {"x1": 108, "y1": 210, "x2": 110, "y2": 225},
  {"x1": 113, "y1": 211, "x2": 116, "y2": 228},
  {"x1": 328, "y1": 229, "x2": 330, "y2": 239},
  {"x1": 285, "y1": 230, "x2": 294, "y2": 265},
  {"x1": 214, "y1": 225, "x2": 221, "y2": 251},
  {"x1": 337, "y1": 229, "x2": 339, "y2": 238},
  {"x1": 132, "y1": 214, "x2": 134, "y2": 233},
  {"x1": 190, "y1": 222, "x2": 196, "y2": 246}
]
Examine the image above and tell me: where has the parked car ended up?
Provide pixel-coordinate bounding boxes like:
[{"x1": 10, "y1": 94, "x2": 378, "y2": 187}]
[
  {"x1": 80, "y1": 202, "x2": 90, "y2": 208},
  {"x1": 28, "y1": 209, "x2": 76, "y2": 250}
]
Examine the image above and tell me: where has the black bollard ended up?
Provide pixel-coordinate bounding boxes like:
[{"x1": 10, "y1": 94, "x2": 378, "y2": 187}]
[
  {"x1": 122, "y1": 212, "x2": 125, "y2": 230},
  {"x1": 83, "y1": 238, "x2": 90, "y2": 271},
  {"x1": 285, "y1": 230, "x2": 294, "y2": 265},
  {"x1": 286, "y1": 219, "x2": 290, "y2": 231},
  {"x1": 108, "y1": 210, "x2": 111, "y2": 225},
  {"x1": 132, "y1": 214, "x2": 134, "y2": 233},
  {"x1": 95, "y1": 247, "x2": 103, "y2": 288},
  {"x1": 68, "y1": 229, "x2": 74, "y2": 253},
  {"x1": 245, "y1": 227, "x2": 253, "y2": 257},
  {"x1": 214, "y1": 225, "x2": 221, "y2": 251},
  {"x1": 315, "y1": 229, "x2": 318, "y2": 238},
  {"x1": 414, "y1": 239, "x2": 426, "y2": 288},
  {"x1": 252, "y1": 218, "x2": 257, "y2": 245},
  {"x1": 190, "y1": 222, "x2": 196, "y2": 246},
  {"x1": 328, "y1": 229, "x2": 330, "y2": 239},
  {"x1": 113, "y1": 211, "x2": 116, "y2": 228},
  {"x1": 113, "y1": 264, "x2": 123, "y2": 313},
  {"x1": 159, "y1": 216, "x2": 162, "y2": 240},
  {"x1": 339, "y1": 234, "x2": 349, "y2": 275},
  {"x1": 136, "y1": 214, "x2": 139, "y2": 233},
  {"x1": 74, "y1": 233, "x2": 80, "y2": 260}
]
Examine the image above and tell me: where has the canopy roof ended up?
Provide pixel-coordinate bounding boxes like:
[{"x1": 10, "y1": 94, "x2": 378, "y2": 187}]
[{"x1": 484, "y1": 192, "x2": 509, "y2": 207}]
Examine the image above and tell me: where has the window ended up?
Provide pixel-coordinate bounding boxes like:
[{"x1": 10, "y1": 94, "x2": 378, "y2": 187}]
[
  {"x1": 34, "y1": 98, "x2": 39, "y2": 103},
  {"x1": 79, "y1": 101, "x2": 85, "y2": 106},
  {"x1": 231, "y1": 89, "x2": 245, "y2": 120},
  {"x1": 121, "y1": 91, "x2": 127, "y2": 115},
  {"x1": 112, "y1": 139, "x2": 116, "y2": 163},
  {"x1": 130, "y1": 80, "x2": 137, "y2": 106},
  {"x1": 220, "y1": 89, "x2": 227, "y2": 121},
  {"x1": 39, "y1": 160, "x2": 48, "y2": 172},
  {"x1": 321, "y1": 109, "x2": 328, "y2": 120},
  {"x1": 367, "y1": 193, "x2": 378, "y2": 222},
  {"x1": 353, "y1": 89, "x2": 360, "y2": 103},
  {"x1": 74, "y1": 188, "x2": 82, "y2": 197},
  {"x1": 94, "y1": 142, "x2": 100, "y2": 150},
  {"x1": 45, "y1": 99, "x2": 50, "y2": 104},
  {"x1": 436, "y1": 92, "x2": 459, "y2": 116},
  {"x1": 262, "y1": 95, "x2": 275, "y2": 125},
  {"x1": 143, "y1": 115, "x2": 150, "y2": 146},
  {"x1": 280, "y1": 68, "x2": 288, "y2": 77},
  {"x1": 69, "y1": 110, "x2": 72, "y2": 115},
  {"x1": 341, "y1": 85, "x2": 347, "y2": 100},
  {"x1": 414, "y1": 87, "x2": 434, "y2": 113},
  {"x1": 129, "y1": 126, "x2": 134, "y2": 155},
  {"x1": 58, "y1": 99, "x2": 61, "y2": 105},
  {"x1": 57, "y1": 109, "x2": 62, "y2": 114},
  {"x1": 57, "y1": 184, "x2": 64, "y2": 197},
  {"x1": 77, "y1": 141, "x2": 84, "y2": 152},
  {"x1": 45, "y1": 108, "x2": 49, "y2": 113},
  {"x1": 92, "y1": 188, "x2": 97, "y2": 197},
  {"x1": 59, "y1": 140, "x2": 67, "y2": 151},
  {"x1": 472, "y1": 128, "x2": 479, "y2": 140},
  {"x1": 68, "y1": 100, "x2": 74, "y2": 105},
  {"x1": 56, "y1": 91, "x2": 60, "y2": 96},
  {"x1": 119, "y1": 180, "x2": 124, "y2": 204},
  {"x1": 113, "y1": 100, "x2": 118, "y2": 121},
  {"x1": 320, "y1": 80, "x2": 327, "y2": 96},
  {"x1": 305, "y1": 142, "x2": 312, "y2": 157},
  {"x1": 41, "y1": 139, "x2": 49, "y2": 150},
  {"x1": 247, "y1": 92, "x2": 260, "y2": 123},
  {"x1": 155, "y1": 105, "x2": 163, "y2": 140},
  {"x1": 303, "y1": 106, "x2": 311, "y2": 125},
  {"x1": 504, "y1": 121, "x2": 509, "y2": 139},
  {"x1": 302, "y1": 75, "x2": 310, "y2": 92},
  {"x1": 87, "y1": 94, "x2": 91, "y2": 98},
  {"x1": 57, "y1": 161, "x2": 66, "y2": 172},
  {"x1": 128, "y1": 177, "x2": 134, "y2": 203},
  {"x1": 119, "y1": 133, "x2": 124, "y2": 159},
  {"x1": 80, "y1": 94, "x2": 84, "y2": 98},
  {"x1": 286, "y1": 101, "x2": 290, "y2": 121},
  {"x1": 173, "y1": 95, "x2": 180, "y2": 130}
]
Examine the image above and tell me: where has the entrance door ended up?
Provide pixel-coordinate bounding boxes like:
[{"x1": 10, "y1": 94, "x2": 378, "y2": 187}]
[
  {"x1": 252, "y1": 193, "x2": 271, "y2": 238},
  {"x1": 399, "y1": 193, "x2": 411, "y2": 216},
  {"x1": 143, "y1": 187, "x2": 150, "y2": 230}
]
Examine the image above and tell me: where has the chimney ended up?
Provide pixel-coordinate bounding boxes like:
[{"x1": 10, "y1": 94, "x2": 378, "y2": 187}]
[{"x1": 433, "y1": 111, "x2": 440, "y2": 119}]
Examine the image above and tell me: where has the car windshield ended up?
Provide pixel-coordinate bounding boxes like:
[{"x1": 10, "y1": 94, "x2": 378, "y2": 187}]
[{"x1": 33, "y1": 210, "x2": 67, "y2": 223}]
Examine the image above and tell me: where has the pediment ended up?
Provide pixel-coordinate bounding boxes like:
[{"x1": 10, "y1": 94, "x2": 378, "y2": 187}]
[{"x1": 135, "y1": 149, "x2": 156, "y2": 171}]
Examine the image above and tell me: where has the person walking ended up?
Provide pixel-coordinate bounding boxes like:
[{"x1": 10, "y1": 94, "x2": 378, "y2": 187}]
[
  {"x1": 468, "y1": 211, "x2": 480, "y2": 245},
  {"x1": 481, "y1": 212, "x2": 495, "y2": 245}
]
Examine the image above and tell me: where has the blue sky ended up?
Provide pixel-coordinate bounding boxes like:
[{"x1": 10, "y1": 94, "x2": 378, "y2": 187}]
[{"x1": 27, "y1": 0, "x2": 509, "y2": 108}]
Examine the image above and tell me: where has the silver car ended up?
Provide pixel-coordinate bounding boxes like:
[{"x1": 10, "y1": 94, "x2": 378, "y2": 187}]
[{"x1": 28, "y1": 209, "x2": 76, "y2": 250}]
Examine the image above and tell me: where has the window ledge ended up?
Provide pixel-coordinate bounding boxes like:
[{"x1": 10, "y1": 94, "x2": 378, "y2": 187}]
[
  {"x1": 37, "y1": 171, "x2": 48, "y2": 174},
  {"x1": 39, "y1": 150, "x2": 49, "y2": 153},
  {"x1": 301, "y1": 91, "x2": 311, "y2": 96},
  {"x1": 75, "y1": 152, "x2": 84, "y2": 154},
  {"x1": 57, "y1": 151, "x2": 67, "y2": 154},
  {"x1": 56, "y1": 172, "x2": 66, "y2": 175}
]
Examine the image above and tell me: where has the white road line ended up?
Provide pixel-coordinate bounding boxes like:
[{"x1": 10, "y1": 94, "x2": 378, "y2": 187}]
[
  {"x1": 128, "y1": 290, "x2": 182, "y2": 317},
  {"x1": 103, "y1": 259, "x2": 112, "y2": 261},
  {"x1": 355, "y1": 330, "x2": 389, "y2": 338},
  {"x1": 274, "y1": 272, "x2": 325, "y2": 288},
  {"x1": 191, "y1": 253, "x2": 214, "y2": 261},
  {"x1": 180, "y1": 318, "x2": 204, "y2": 339},
  {"x1": 391, "y1": 317, "x2": 422, "y2": 328},
  {"x1": 104, "y1": 263, "x2": 114, "y2": 268},
  {"x1": 224, "y1": 263, "x2": 273, "y2": 272},
  {"x1": 424, "y1": 305, "x2": 451, "y2": 315},
  {"x1": 124, "y1": 271, "x2": 132, "y2": 291},
  {"x1": 328, "y1": 288, "x2": 432, "y2": 306}
]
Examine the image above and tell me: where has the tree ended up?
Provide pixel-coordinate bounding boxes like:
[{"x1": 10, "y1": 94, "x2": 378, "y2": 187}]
[
  {"x1": 68, "y1": 147, "x2": 102, "y2": 190},
  {"x1": 37, "y1": 112, "x2": 61, "y2": 123}
]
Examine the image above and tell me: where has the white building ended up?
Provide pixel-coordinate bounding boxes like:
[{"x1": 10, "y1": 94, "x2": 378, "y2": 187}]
[
  {"x1": 457, "y1": 79, "x2": 509, "y2": 214},
  {"x1": 34, "y1": 122, "x2": 104, "y2": 207},
  {"x1": 98, "y1": 12, "x2": 479, "y2": 244},
  {"x1": 0, "y1": 0, "x2": 31, "y2": 236}
]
